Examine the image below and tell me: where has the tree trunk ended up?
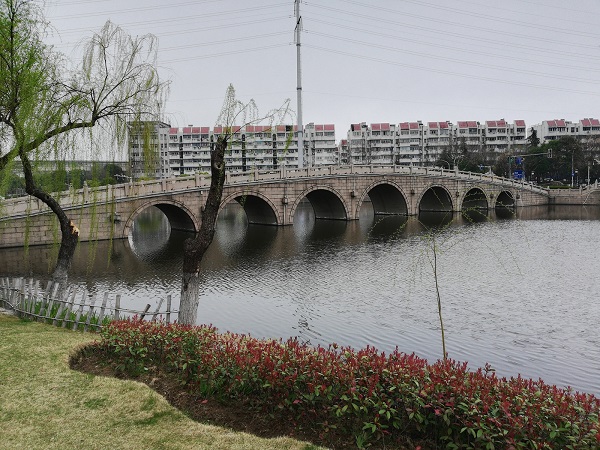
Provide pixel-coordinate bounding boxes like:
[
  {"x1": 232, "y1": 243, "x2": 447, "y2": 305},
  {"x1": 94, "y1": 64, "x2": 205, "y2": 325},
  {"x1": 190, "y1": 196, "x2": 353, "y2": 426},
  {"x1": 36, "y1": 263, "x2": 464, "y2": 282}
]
[
  {"x1": 51, "y1": 219, "x2": 79, "y2": 284},
  {"x1": 178, "y1": 136, "x2": 227, "y2": 325},
  {"x1": 179, "y1": 272, "x2": 202, "y2": 324},
  {"x1": 19, "y1": 151, "x2": 79, "y2": 284}
]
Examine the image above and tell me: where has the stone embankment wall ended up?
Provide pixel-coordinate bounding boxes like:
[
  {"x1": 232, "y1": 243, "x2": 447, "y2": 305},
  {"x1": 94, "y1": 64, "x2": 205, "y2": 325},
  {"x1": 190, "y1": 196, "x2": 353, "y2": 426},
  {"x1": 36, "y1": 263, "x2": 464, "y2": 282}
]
[{"x1": 548, "y1": 188, "x2": 600, "y2": 206}]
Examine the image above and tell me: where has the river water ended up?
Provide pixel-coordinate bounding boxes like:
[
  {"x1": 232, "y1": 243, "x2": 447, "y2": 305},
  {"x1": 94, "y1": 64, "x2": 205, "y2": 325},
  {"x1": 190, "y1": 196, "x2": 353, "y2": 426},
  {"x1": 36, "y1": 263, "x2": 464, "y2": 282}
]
[{"x1": 2, "y1": 202, "x2": 600, "y2": 396}]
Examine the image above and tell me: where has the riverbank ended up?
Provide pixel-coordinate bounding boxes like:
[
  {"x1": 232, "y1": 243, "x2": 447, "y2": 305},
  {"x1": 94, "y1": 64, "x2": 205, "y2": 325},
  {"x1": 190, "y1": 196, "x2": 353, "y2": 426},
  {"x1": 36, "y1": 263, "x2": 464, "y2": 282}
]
[{"x1": 0, "y1": 315, "x2": 316, "y2": 450}]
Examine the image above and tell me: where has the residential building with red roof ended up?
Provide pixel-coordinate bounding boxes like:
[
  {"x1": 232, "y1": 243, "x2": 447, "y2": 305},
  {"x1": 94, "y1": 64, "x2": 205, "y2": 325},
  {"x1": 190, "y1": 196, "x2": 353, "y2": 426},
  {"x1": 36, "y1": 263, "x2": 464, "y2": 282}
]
[
  {"x1": 130, "y1": 121, "x2": 341, "y2": 178},
  {"x1": 397, "y1": 122, "x2": 423, "y2": 164},
  {"x1": 338, "y1": 139, "x2": 349, "y2": 165},
  {"x1": 347, "y1": 122, "x2": 369, "y2": 164},
  {"x1": 305, "y1": 123, "x2": 338, "y2": 166},
  {"x1": 483, "y1": 120, "x2": 527, "y2": 153},
  {"x1": 346, "y1": 122, "x2": 399, "y2": 165},
  {"x1": 165, "y1": 124, "x2": 301, "y2": 176},
  {"x1": 531, "y1": 119, "x2": 600, "y2": 143},
  {"x1": 422, "y1": 121, "x2": 452, "y2": 165}
]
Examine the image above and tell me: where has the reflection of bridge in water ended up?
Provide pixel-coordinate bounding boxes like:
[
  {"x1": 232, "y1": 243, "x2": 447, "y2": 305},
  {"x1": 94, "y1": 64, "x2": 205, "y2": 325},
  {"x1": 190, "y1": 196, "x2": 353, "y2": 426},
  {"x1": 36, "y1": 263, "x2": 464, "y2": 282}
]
[{"x1": 1, "y1": 164, "x2": 596, "y2": 248}]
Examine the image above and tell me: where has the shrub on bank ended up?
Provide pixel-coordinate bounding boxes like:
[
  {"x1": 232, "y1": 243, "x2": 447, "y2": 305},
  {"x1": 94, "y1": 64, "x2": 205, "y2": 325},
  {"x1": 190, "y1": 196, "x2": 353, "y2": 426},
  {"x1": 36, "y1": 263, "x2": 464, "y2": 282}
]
[{"x1": 96, "y1": 319, "x2": 600, "y2": 449}]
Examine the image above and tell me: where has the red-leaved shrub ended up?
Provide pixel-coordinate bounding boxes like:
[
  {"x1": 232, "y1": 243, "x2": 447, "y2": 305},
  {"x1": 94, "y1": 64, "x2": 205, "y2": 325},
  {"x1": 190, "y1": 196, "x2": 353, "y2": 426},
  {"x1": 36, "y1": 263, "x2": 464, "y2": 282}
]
[{"x1": 96, "y1": 319, "x2": 600, "y2": 449}]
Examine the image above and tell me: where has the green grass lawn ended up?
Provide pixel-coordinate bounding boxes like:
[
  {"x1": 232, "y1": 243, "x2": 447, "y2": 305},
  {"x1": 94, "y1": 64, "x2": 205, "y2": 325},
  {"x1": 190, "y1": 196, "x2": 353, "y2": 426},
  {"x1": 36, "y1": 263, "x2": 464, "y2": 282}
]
[{"x1": 0, "y1": 315, "x2": 320, "y2": 450}]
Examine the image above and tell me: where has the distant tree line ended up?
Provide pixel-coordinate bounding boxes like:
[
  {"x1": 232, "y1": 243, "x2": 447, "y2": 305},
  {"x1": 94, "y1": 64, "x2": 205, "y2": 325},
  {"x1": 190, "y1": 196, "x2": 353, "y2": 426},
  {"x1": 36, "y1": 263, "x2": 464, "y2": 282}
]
[{"x1": 1, "y1": 162, "x2": 126, "y2": 198}]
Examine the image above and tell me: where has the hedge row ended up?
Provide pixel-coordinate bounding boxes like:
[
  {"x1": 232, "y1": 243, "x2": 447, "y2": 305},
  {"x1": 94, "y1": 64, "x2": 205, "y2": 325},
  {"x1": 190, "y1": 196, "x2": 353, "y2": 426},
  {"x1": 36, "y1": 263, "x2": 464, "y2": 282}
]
[{"x1": 95, "y1": 319, "x2": 600, "y2": 449}]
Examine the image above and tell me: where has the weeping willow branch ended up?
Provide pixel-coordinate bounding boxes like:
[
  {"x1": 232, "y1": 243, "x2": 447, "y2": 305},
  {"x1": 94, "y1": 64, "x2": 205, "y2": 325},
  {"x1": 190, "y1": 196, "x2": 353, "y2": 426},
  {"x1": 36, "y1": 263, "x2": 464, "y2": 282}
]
[{"x1": 0, "y1": 0, "x2": 169, "y2": 281}]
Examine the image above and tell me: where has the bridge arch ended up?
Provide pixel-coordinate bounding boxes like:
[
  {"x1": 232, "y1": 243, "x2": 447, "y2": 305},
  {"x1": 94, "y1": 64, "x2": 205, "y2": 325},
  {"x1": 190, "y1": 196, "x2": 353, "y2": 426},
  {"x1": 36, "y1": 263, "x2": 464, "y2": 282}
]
[
  {"x1": 289, "y1": 185, "x2": 349, "y2": 222},
  {"x1": 356, "y1": 181, "x2": 409, "y2": 217},
  {"x1": 418, "y1": 185, "x2": 454, "y2": 212},
  {"x1": 123, "y1": 199, "x2": 199, "y2": 239},
  {"x1": 220, "y1": 191, "x2": 280, "y2": 225},
  {"x1": 461, "y1": 187, "x2": 489, "y2": 211},
  {"x1": 495, "y1": 190, "x2": 515, "y2": 208}
]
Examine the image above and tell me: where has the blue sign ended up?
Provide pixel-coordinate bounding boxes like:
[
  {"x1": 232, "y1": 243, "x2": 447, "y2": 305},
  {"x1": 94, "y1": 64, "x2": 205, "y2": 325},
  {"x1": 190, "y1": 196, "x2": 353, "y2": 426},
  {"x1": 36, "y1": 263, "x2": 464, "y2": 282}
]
[
  {"x1": 515, "y1": 157, "x2": 523, "y2": 165},
  {"x1": 513, "y1": 170, "x2": 524, "y2": 180}
]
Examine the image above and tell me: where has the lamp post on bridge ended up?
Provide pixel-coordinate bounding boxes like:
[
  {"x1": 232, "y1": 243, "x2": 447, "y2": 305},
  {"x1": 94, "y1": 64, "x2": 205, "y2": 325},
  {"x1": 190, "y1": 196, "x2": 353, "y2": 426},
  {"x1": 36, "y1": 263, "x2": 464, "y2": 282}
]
[{"x1": 439, "y1": 159, "x2": 451, "y2": 170}]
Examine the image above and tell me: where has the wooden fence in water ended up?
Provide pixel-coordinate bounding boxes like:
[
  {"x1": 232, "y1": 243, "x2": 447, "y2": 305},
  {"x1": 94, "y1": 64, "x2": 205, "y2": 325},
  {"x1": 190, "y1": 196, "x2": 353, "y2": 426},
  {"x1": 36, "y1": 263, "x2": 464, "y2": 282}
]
[{"x1": 0, "y1": 277, "x2": 176, "y2": 332}]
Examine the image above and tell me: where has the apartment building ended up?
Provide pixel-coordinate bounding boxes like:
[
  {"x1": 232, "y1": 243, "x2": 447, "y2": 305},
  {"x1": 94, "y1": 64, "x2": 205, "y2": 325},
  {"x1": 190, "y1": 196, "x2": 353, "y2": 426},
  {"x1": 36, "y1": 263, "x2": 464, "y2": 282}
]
[
  {"x1": 347, "y1": 123, "x2": 368, "y2": 164},
  {"x1": 531, "y1": 118, "x2": 600, "y2": 144},
  {"x1": 164, "y1": 124, "x2": 301, "y2": 176},
  {"x1": 506, "y1": 120, "x2": 527, "y2": 151},
  {"x1": 338, "y1": 139, "x2": 349, "y2": 165},
  {"x1": 166, "y1": 126, "x2": 210, "y2": 176},
  {"x1": 304, "y1": 123, "x2": 338, "y2": 166},
  {"x1": 367, "y1": 123, "x2": 397, "y2": 164},
  {"x1": 347, "y1": 122, "x2": 401, "y2": 165},
  {"x1": 128, "y1": 121, "x2": 170, "y2": 179},
  {"x1": 423, "y1": 122, "x2": 451, "y2": 165}
]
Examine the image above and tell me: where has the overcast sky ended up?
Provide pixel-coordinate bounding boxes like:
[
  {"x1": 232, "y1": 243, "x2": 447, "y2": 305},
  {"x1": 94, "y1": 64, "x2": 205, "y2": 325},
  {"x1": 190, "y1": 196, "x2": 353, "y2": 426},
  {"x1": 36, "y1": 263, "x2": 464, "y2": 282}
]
[{"x1": 45, "y1": 0, "x2": 600, "y2": 138}]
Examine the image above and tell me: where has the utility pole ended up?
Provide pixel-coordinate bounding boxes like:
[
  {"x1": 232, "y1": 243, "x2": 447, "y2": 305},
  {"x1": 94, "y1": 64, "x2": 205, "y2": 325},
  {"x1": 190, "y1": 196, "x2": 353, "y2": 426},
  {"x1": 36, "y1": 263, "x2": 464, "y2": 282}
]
[{"x1": 294, "y1": 0, "x2": 304, "y2": 168}]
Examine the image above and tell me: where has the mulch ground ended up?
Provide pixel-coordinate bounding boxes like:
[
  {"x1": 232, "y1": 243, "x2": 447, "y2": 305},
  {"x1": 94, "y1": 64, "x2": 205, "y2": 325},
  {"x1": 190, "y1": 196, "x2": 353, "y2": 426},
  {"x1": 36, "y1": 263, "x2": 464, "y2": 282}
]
[{"x1": 70, "y1": 345, "x2": 429, "y2": 450}]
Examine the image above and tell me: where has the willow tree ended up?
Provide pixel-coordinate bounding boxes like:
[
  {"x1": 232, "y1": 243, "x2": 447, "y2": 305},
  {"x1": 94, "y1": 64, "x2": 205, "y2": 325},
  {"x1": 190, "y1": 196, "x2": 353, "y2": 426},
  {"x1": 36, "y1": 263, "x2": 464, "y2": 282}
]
[
  {"x1": 178, "y1": 85, "x2": 292, "y2": 325},
  {"x1": 0, "y1": 0, "x2": 167, "y2": 282}
]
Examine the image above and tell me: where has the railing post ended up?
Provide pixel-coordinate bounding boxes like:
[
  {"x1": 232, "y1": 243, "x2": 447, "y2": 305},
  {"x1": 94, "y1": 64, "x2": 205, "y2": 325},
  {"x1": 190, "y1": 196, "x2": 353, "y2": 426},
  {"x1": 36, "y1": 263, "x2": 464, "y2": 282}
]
[
  {"x1": 17, "y1": 278, "x2": 25, "y2": 315},
  {"x1": 114, "y1": 294, "x2": 121, "y2": 321},
  {"x1": 166, "y1": 295, "x2": 172, "y2": 324},
  {"x1": 151, "y1": 298, "x2": 164, "y2": 322},
  {"x1": 139, "y1": 304, "x2": 151, "y2": 320},
  {"x1": 95, "y1": 292, "x2": 109, "y2": 331}
]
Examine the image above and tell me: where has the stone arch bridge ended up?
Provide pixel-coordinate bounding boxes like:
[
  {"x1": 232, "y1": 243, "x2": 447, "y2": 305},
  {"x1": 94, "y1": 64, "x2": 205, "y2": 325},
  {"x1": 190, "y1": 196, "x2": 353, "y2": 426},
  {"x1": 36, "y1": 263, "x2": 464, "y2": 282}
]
[{"x1": 0, "y1": 165, "x2": 558, "y2": 248}]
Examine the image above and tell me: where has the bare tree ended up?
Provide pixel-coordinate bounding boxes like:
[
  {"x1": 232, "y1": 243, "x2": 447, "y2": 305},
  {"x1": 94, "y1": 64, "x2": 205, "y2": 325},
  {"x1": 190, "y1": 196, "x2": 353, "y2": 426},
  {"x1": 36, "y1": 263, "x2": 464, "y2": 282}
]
[
  {"x1": 0, "y1": 0, "x2": 167, "y2": 282},
  {"x1": 178, "y1": 85, "x2": 291, "y2": 325}
]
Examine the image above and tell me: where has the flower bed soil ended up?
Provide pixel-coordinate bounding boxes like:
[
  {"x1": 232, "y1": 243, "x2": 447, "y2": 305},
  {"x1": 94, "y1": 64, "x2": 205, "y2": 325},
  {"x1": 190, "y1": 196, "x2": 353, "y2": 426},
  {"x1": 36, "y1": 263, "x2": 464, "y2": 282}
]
[{"x1": 70, "y1": 345, "x2": 426, "y2": 450}]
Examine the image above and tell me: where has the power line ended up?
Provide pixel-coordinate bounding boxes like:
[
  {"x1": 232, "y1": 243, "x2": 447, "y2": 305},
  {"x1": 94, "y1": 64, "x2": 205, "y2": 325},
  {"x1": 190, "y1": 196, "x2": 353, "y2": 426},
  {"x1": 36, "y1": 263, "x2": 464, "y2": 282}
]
[
  {"x1": 304, "y1": 14, "x2": 600, "y2": 65},
  {"x1": 422, "y1": 0, "x2": 600, "y2": 28},
  {"x1": 159, "y1": 31, "x2": 289, "y2": 52},
  {"x1": 304, "y1": 44, "x2": 600, "y2": 97},
  {"x1": 48, "y1": 3, "x2": 290, "y2": 35},
  {"x1": 46, "y1": 0, "x2": 246, "y2": 20},
  {"x1": 160, "y1": 43, "x2": 290, "y2": 64},
  {"x1": 306, "y1": 3, "x2": 597, "y2": 51},
  {"x1": 51, "y1": 16, "x2": 292, "y2": 49},
  {"x1": 352, "y1": 0, "x2": 600, "y2": 40},
  {"x1": 307, "y1": 17, "x2": 600, "y2": 72},
  {"x1": 303, "y1": 89, "x2": 574, "y2": 117},
  {"x1": 306, "y1": 30, "x2": 600, "y2": 85}
]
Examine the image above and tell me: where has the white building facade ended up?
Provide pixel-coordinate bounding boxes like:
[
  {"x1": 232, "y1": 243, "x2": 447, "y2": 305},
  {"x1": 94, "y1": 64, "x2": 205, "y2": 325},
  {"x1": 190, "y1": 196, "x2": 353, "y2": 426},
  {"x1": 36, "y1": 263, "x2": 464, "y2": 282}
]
[
  {"x1": 304, "y1": 123, "x2": 338, "y2": 166},
  {"x1": 531, "y1": 118, "x2": 600, "y2": 144},
  {"x1": 128, "y1": 121, "x2": 170, "y2": 180}
]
